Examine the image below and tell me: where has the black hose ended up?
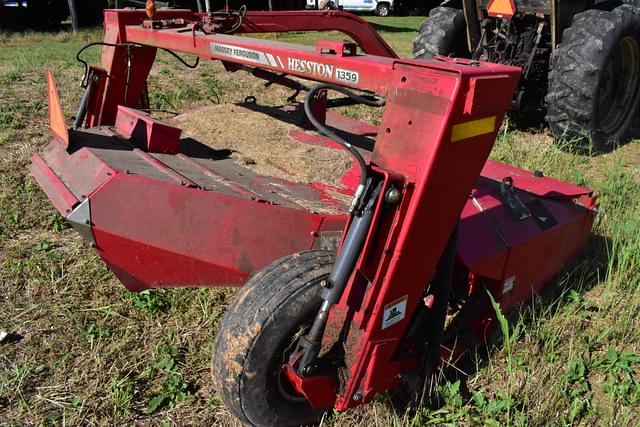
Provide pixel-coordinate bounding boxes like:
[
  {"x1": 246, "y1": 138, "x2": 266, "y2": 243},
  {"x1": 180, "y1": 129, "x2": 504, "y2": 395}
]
[
  {"x1": 159, "y1": 48, "x2": 200, "y2": 69},
  {"x1": 303, "y1": 84, "x2": 385, "y2": 205},
  {"x1": 208, "y1": 5, "x2": 247, "y2": 34},
  {"x1": 76, "y1": 42, "x2": 133, "y2": 88},
  {"x1": 76, "y1": 42, "x2": 200, "y2": 89},
  {"x1": 76, "y1": 41, "x2": 200, "y2": 110}
]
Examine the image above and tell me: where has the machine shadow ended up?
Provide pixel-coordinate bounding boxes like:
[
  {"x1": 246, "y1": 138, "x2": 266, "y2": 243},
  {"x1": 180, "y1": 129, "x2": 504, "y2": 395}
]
[
  {"x1": 236, "y1": 100, "x2": 376, "y2": 151},
  {"x1": 433, "y1": 231, "x2": 611, "y2": 409},
  {"x1": 508, "y1": 113, "x2": 639, "y2": 155},
  {"x1": 370, "y1": 22, "x2": 419, "y2": 33}
]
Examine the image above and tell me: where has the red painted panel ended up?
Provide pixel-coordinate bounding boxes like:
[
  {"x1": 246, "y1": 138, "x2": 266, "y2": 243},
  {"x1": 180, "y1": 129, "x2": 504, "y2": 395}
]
[
  {"x1": 90, "y1": 173, "x2": 345, "y2": 290},
  {"x1": 481, "y1": 160, "x2": 593, "y2": 199},
  {"x1": 115, "y1": 106, "x2": 182, "y2": 154}
]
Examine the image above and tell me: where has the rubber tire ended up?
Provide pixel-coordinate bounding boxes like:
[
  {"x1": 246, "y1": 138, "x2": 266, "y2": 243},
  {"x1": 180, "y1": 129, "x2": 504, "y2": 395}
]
[
  {"x1": 212, "y1": 251, "x2": 335, "y2": 427},
  {"x1": 413, "y1": 7, "x2": 469, "y2": 59},
  {"x1": 546, "y1": 4, "x2": 640, "y2": 150},
  {"x1": 376, "y1": 2, "x2": 391, "y2": 16}
]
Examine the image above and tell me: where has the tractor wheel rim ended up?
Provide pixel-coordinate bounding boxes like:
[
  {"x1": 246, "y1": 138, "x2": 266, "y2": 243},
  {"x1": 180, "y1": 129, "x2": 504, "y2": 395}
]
[{"x1": 597, "y1": 36, "x2": 640, "y2": 136}]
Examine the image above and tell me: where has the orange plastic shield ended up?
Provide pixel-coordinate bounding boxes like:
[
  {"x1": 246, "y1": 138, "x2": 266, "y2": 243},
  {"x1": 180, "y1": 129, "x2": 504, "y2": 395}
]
[{"x1": 46, "y1": 70, "x2": 69, "y2": 148}]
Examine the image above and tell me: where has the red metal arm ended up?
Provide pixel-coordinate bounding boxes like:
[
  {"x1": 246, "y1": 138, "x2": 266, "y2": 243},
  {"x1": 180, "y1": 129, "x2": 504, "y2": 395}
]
[
  {"x1": 235, "y1": 10, "x2": 399, "y2": 58},
  {"x1": 95, "y1": 9, "x2": 397, "y2": 125}
]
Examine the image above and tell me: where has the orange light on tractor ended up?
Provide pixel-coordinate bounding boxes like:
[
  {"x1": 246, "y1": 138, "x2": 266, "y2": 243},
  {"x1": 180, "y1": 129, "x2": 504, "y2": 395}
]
[
  {"x1": 146, "y1": 0, "x2": 156, "y2": 18},
  {"x1": 487, "y1": 0, "x2": 516, "y2": 18}
]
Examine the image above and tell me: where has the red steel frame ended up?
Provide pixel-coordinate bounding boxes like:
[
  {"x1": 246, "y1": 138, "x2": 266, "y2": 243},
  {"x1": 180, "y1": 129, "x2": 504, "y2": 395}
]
[{"x1": 31, "y1": 9, "x2": 596, "y2": 414}]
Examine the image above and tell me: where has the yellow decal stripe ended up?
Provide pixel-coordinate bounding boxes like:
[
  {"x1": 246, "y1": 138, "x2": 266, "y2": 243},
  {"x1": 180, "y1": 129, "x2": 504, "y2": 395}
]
[{"x1": 451, "y1": 116, "x2": 496, "y2": 142}]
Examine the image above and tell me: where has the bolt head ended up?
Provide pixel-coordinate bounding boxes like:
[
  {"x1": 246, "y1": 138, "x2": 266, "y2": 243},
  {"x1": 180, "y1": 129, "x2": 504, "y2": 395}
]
[
  {"x1": 353, "y1": 392, "x2": 363, "y2": 401},
  {"x1": 385, "y1": 187, "x2": 401, "y2": 204}
]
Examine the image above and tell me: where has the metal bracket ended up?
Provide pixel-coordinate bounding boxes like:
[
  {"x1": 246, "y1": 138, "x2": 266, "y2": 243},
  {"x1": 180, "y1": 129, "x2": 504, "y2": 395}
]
[
  {"x1": 66, "y1": 198, "x2": 96, "y2": 246},
  {"x1": 499, "y1": 177, "x2": 532, "y2": 221}
]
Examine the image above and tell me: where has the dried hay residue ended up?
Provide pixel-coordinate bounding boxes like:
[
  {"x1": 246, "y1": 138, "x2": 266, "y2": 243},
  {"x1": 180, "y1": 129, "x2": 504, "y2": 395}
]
[{"x1": 172, "y1": 104, "x2": 353, "y2": 187}]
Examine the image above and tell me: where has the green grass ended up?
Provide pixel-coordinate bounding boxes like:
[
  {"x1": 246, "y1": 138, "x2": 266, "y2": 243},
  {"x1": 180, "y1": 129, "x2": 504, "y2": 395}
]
[{"x1": 1, "y1": 14, "x2": 640, "y2": 426}]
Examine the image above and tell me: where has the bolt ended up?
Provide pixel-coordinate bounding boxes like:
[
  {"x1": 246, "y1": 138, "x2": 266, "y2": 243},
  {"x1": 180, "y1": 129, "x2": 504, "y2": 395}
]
[
  {"x1": 125, "y1": 169, "x2": 130, "y2": 174},
  {"x1": 385, "y1": 187, "x2": 401, "y2": 204},
  {"x1": 533, "y1": 170, "x2": 544, "y2": 178},
  {"x1": 84, "y1": 219, "x2": 91, "y2": 225},
  {"x1": 353, "y1": 392, "x2": 363, "y2": 401},
  {"x1": 302, "y1": 364, "x2": 316, "y2": 375},
  {"x1": 320, "y1": 280, "x2": 331, "y2": 289},
  {"x1": 423, "y1": 294, "x2": 435, "y2": 308}
]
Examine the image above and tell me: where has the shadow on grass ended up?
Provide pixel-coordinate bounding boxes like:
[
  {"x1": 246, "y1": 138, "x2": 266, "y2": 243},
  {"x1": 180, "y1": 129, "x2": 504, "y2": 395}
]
[
  {"x1": 418, "y1": 231, "x2": 612, "y2": 412},
  {"x1": 370, "y1": 22, "x2": 419, "y2": 33}
]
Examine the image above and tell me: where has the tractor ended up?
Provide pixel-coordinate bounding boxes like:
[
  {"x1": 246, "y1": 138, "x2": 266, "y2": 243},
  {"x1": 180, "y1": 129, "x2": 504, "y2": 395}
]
[{"x1": 413, "y1": 0, "x2": 640, "y2": 150}]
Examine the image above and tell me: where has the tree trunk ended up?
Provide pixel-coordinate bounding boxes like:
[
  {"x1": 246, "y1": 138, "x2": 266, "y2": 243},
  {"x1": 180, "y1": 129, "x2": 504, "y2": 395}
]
[{"x1": 67, "y1": 0, "x2": 79, "y2": 32}]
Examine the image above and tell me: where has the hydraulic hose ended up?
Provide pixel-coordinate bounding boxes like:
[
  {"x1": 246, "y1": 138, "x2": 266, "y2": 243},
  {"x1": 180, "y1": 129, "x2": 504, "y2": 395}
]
[{"x1": 303, "y1": 83, "x2": 385, "y2": 210}]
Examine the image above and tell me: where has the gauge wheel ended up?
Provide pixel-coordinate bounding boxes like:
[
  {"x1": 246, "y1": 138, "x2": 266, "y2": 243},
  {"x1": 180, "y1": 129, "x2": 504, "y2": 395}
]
[
  {"x1": 376, "y1": 2, "x2": 391, "y2": 16},
  {"x1": 546, "y1": 4, "x2": 640, "y2": 151},
  {"x1": 212, "y1": 250, "x2": 335, "y2": 427}
]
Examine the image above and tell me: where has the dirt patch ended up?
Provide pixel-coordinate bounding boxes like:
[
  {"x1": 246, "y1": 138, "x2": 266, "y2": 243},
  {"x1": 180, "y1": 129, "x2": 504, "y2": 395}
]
[
  {"x1": 223, "y1": 322, "x2": 262, "y2": 380},
  {"x1": 171, "y1": 104, "x2": 353, "y2": 187}
]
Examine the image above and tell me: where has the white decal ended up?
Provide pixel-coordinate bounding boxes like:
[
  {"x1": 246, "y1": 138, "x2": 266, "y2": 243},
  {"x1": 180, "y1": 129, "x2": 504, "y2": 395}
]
[
  {"x1": 335, "y1": 68, "x2": 359, "y2": 84},
  {"x1": 502, "y1": 276, "x2": 516, "y2": 294},
  {"x1": 210, "y1": 42, "x2": 360, "y2": 84},
  {"x1": 382, "y1": 296, "x2": 408, "y2": 330},
  {"x1": 265, "y1": 53, "x2": 278, "y2": 67},
  {"x1": 287, "y1": 57, "x2": 334, "y2": 78},
  {"x1": 210, "y1": 43, "x2": 275, "y2": 67}
]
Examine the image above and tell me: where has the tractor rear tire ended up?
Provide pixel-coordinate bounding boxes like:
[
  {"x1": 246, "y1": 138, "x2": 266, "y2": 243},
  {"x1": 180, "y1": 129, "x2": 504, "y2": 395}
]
[
  {"x1": 212, "y1": 251, "x2": 335, "y2": 427},
  {"x1": 413, "y1": 7, "x2": 469, "y2": 59},
  {"x1": 546, "y1": 4, "x2": 640, "y2": 150}
]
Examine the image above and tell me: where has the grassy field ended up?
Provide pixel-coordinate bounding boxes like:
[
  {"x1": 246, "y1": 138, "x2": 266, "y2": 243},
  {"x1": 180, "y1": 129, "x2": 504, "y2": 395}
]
[{"x1": 1, "y1": 15, "x2": 639, "y2": 426}]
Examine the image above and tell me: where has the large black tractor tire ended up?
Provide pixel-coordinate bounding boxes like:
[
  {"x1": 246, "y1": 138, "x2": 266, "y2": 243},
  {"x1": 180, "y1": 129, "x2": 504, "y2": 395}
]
[
  {"x1": 413, "y1": 6, "x2": 469, "y2": 59},
  {"x1": 212, "y1": 251, "x2": 335, "y2": 427},
  {"x1": 546, "y1": 4, "x2": 640, "y2": 150}
]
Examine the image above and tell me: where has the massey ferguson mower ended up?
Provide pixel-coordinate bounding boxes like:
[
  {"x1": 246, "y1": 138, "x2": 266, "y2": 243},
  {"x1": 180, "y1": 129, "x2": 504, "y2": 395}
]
[{"x1": 30, "y1": 5, "x2": 596, "y2": 426}]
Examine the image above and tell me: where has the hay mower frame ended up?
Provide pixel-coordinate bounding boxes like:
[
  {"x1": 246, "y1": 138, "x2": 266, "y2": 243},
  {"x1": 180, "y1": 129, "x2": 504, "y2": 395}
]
[{"x1": 31, "y1": 7, "x2": 596, "y2": 425}]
